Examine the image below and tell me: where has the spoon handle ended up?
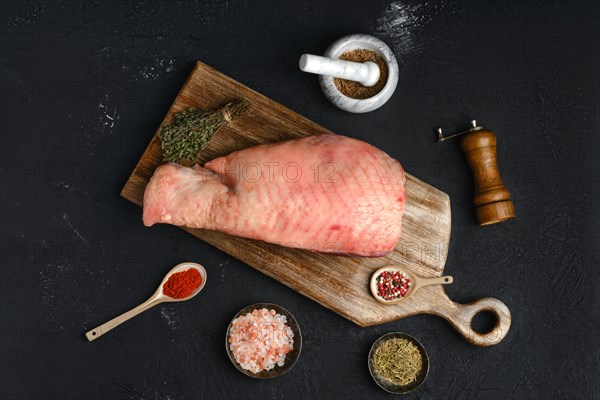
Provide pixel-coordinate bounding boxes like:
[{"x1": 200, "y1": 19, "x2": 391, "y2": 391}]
[
  {"x1": 85, "y1": 297, "x2": 161, "y2": 341},
  {"x1": 417, "y1": 275, "x2": 454, "y2": 288}
]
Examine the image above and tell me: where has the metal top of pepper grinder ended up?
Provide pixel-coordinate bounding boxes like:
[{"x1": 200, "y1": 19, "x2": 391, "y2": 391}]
[{"x1": 437, "y1": 120, "x2": 516, "y2": 226}]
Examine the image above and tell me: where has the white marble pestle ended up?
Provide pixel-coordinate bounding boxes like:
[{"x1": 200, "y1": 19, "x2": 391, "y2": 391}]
[
  {"x1": 300, "y1": 34, "x2": 399, "y2": 113},
  {"x1": 299, "y1": 54, "x2": 381, "y2": 87}
]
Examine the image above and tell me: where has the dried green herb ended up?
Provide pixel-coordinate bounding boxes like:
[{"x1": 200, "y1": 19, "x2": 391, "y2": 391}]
[
  {"x1": 159, "y1": 99, "x2": 249, "y2": 163},
  {"x1": 372, "y1": 337, "x2": 423, "y2": 386}
]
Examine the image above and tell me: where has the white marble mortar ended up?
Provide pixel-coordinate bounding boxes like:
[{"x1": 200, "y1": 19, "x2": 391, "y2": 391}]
[{"x1": 319, "y1": 34, "x2": 399, "y2": 113}]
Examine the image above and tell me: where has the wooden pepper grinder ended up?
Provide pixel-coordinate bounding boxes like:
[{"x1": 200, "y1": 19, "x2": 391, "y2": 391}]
[{"x1": 437, "y1": 120, "x2": 516, "y2": 226}]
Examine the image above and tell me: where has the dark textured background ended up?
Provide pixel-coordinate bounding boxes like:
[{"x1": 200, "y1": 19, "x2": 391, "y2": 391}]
[{"x1": 1, "y1": 1, "x2": 599, "y2": 399}]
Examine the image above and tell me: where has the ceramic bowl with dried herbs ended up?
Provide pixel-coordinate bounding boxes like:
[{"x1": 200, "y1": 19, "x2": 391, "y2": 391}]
[{"x1": 368, "y1": 332, "x2": 429, "y2": 394}]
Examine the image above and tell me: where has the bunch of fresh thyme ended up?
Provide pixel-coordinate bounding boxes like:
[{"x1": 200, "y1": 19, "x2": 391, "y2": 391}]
[{"x1": 159, "y1": 99, "x2": 249, "y2": 163}]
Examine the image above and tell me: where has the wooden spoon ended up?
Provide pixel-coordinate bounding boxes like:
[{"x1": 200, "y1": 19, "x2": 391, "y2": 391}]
[
  {"x1": 85, "y1": 262, "x2": 207, "y2": 341},
  {"x1": 370, "y1": 266, "x2": 453, "y2": 304}
]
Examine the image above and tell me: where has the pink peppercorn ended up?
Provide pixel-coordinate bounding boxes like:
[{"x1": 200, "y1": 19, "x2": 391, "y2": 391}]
[{"x1": 375, "y1": 270, "x2": 412, "y2": 301}]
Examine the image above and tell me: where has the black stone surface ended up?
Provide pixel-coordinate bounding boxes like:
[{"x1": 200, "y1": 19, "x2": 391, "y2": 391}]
[{"x1": 1, "y1": 1, "x2": 599, "y2": 399}]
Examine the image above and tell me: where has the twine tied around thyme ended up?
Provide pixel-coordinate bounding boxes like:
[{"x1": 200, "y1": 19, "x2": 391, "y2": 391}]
[
  {"x1": 221, "y1": 107, "x2": 232, "y2": 123},
  {"x1": 159, "y1": 99, "x2": 249, "y2": 164}
]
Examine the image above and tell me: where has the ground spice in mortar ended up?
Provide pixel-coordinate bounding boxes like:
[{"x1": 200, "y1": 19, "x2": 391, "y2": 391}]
[
  {"x1": 163, "y1": 268, "x2": 202, "y2": 298},
  {"x1": 334, "y1": 49, "x2": 388, "y2": 99},
  {"x1": 372, "y1": 337, "x2": 423, "y2": 386}
]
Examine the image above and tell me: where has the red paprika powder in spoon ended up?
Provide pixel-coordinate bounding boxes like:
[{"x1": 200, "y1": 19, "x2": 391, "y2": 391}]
[{"x1": 163, "y1": 268, "x2": 202, "y2": 299}]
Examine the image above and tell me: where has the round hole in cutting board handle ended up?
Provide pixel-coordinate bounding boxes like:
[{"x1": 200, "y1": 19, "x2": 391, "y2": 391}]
[{"x1": 471, "y1": 310, "x2": 498, "y2": 334}]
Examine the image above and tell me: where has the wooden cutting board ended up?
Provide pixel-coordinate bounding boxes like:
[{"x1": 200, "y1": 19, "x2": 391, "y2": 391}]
[{"x1": 121, "y1": 62, "x2": 511, "y2": 346}]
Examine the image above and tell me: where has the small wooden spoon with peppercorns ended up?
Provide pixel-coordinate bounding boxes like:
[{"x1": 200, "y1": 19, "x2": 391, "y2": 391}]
[
  {"x1": 370, "y1": 267, "x2": 453, "y2": 304},
  {"x1": 85, "y1": 262, "x2": 207, "y2": 341}
]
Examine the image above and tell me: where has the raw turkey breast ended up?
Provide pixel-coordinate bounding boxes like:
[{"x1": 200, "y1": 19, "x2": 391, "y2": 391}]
[{"x1": 143, "y1": 134, "x2": 406, "y2": 257}]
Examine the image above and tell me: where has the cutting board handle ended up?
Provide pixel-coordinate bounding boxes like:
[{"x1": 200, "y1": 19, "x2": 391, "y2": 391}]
[{"x1": 442, "y1": 297, "x2": 511, "y2": 346}]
